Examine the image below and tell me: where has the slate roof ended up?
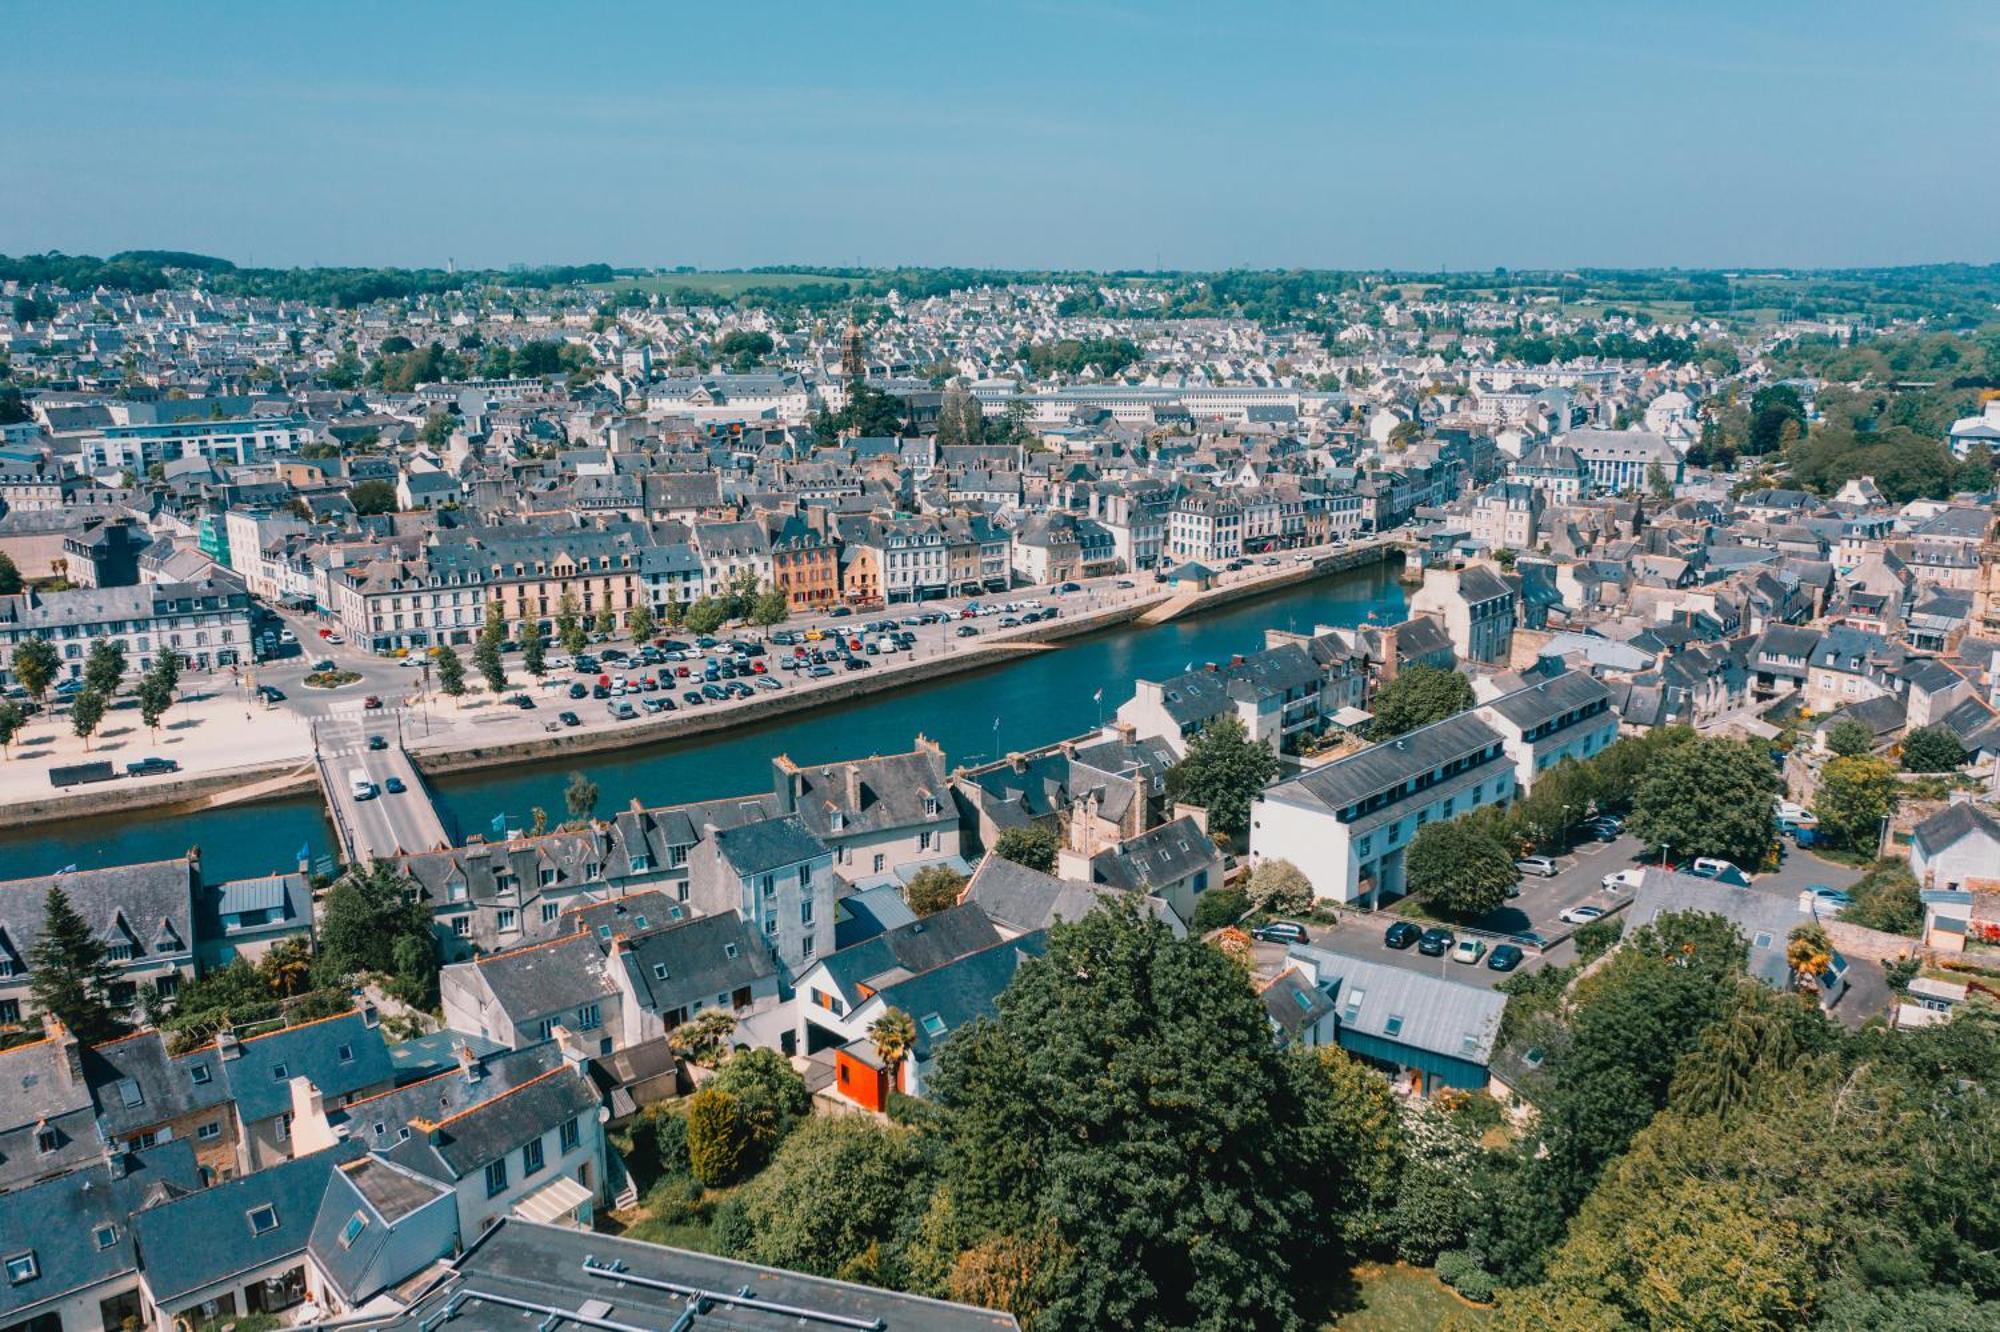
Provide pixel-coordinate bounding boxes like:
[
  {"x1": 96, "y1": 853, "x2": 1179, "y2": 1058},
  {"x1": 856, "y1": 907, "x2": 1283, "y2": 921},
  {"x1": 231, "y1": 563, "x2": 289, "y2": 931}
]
[
  {"x1": 820, "y1": 902, "x2": 1003, "y2": 996},
  {"x1": 82, "y1": 1029, "x2": 232, "y2": 1140},
  {"x1": 374, "y1": 1044, "x2": 598, "y2": 1182},
  {"x1": 1912, "y1": 802, "x2": 2000, "y2": 860},
  {"x1": 1296, "y1": 947, "x2": 1506, "y2": 1067},
  {"x1": 778, "y1": 745, "x2": 952, "y2": 842},
  {"x1": 1145, "y1": 643, "x2": 1322, "y2": 727},
  {"x1": 464, "y1": 931, "x2": 620, "y2": 1021},
  {"x1": 223, "y1": 1009, "x2": 394, "y2": 1125},
  {"x1": 306, "y1": 1155, "x2": 455, "y2": 1306},
  {"x1": 870, "y1": 932, "x2": 1049, "y2": 1063},
  {"x1": 132, "y1": 1139, "x2": 367, "y2": 1304},
  {"x1": 0, "y1": 1141, "x2": 201, "y2": 1323},
  {"x1": 616, "y1": 912, "x2": 776, "y2": 1017},
  {"x1": 1266, "y1": 710, "x2": 1503, "y2": 816},
  {"x1": 1481, "y1": 669, "x2": 1612, "y2": 731},
  {"x1": 1086, "y1": 815, "x2": 1217, "y2": 895},
  {"x1": 1262, "y1": 968, "x2": 1336, "y2": 1045},
  {"x1": 1626, "y1": 871, "x2": 1820, "y2": 992},
  {"x1": 0, "y1": 858, "x2": 195, "y2": 971},
  {"x1": 710, "y1": 814, "x2": 828, "y2": 877}
]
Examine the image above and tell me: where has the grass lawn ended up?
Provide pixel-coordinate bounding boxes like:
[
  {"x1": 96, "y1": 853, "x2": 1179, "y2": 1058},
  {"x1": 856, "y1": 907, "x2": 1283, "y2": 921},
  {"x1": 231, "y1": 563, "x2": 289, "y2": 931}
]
[
  {"x1": 1324, "y1": 1262, "x2": 1489, "y2": 1330},
  {"x1": 593, "y1": 271, "x2": 868, "y2": 299}
]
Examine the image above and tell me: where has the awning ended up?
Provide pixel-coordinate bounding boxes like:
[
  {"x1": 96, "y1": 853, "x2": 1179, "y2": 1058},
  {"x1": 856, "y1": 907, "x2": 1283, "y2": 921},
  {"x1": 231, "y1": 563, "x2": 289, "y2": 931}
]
[{"x1": 513, "y1": 1173, "x2": 591, "y2": 1225}]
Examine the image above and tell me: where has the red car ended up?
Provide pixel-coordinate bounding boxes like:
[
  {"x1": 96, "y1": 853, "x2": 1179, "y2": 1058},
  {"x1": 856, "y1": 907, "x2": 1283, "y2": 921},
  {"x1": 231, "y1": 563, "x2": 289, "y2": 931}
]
[{"x1": 363, "y1": 695, "x2": 382, "y2": 709}]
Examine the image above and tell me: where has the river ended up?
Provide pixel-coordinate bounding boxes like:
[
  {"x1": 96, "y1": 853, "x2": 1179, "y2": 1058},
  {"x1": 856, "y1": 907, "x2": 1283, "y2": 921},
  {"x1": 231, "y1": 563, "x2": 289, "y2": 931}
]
[{"x1": 0, "y1": 561, "x2": 1406, "y2": 880}]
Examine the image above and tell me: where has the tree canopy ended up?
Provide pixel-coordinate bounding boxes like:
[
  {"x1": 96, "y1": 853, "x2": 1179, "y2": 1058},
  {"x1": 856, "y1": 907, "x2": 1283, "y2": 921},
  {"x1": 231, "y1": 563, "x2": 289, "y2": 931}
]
[
  {"x1": 1626, "y1": 734, "x2": 1778, "y2": 867},
  {"x1": 1162, "y1": 714, "x2": 1277, "y2": 841},
  {"x1": 1368, "y1": 664, "x2": 1476, "y2": 740}
]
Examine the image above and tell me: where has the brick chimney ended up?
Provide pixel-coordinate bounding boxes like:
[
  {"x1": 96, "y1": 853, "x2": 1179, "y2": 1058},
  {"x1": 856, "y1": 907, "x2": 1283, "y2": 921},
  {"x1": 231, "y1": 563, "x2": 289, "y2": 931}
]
[
  {"x1": 44, "y1": 1014, "x2": 84, "y2": 1085},
  {"x1": 844, "y1": 764, "x2": 863, "y2": 812},
  {"x1": 455, "y1": 1041, "x2": 484, "y2": 1083},
  {"x1": 1378, "y1": 624, "x2": 1401, "y2": 682}
]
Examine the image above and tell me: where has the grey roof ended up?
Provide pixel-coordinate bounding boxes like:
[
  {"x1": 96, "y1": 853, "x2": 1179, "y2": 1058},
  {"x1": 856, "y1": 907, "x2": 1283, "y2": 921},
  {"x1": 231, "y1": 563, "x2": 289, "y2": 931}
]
[
  {"x1": 833, "y1": 883, "x2": 919, "y2": 949},
  {"x1": 0, "y1": 858, "x2": 196, "y2": 971},
  {"x1": 0, "y1": 1035, "x2": 101, "y2": 1190},
  {"x1": 1295, "y1": 947, "x2": 1506, "y2": 1066},
  {"x1": 132, "y1": 1139, "x2": 367, "y2": 1304},
  {"x1": 1086, "y1": 815, "x2": 1218, "y2": 896},
  {"x1": 1144, "y1": 643, "x2": 1323, "y2": 727},
  {"x1": 375, "y1": 1043, "x2": 599, "y2": 1182},
  {"x1": 871, "y1": 932, "x2": 1049, "y2": 1063},
  {"x1": 779, "y1": 746, "x2": 952, "y2": 843},
  {"x1": 458, "y1": 931, "x2": 620, "y2": 1022},
  {"x1": 617, "y1": 912, "x2": 776, "y2": 1017},
  {"x1": 223, "y1": 1009, "x2": 394, "y2": 1125},
  {"x1": 306, "y1": 1155, "x2": 456, "y2": 1306},
  {"x1": 0, "y1": 1141, "x2": 201, "y2": 1322},
  {"x1": 820, "y1": 902, "x2": 1004, "y2": 995},
  {"x1": 387, "y1": 1216, "x2": 1022, "y2": 1331},
  {"x1": 1481, "y1": 669, "x2": 1612, "y2": 731},
  {"x1": 962, "y1": 853, "x2": 1174, "y2": 936},
  {"x1": 711, "y1": 814, "x2": 828, "y2": 878},
  {"x1": 1626, "y1": 871, "x2": 1816, "y2": 991},
  {"x1": 1912, "y1": 802, "x2": 2000, "y2": 860},
  {"x1": 83, "y1": 1029, "x2": 232, "y2": 1140},
  {"x1": 1262, "y1": 968, "x2": 1336, "y2": 1044},
  {"x1": 1266, "y1": 710, "x2": 1503, "y2": 816}
]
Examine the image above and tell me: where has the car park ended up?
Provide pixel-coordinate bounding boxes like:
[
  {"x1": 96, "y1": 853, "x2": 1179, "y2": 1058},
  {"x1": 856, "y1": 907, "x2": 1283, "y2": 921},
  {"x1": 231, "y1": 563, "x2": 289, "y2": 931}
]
[
  {"x1": 1515, "y1": 855, "x2": 1558, "y2": 877},
  {"x1": 1487, "y1": 944, "x2": 1524, "y2": 972},
  {"x1": 1451, "y1": 938, "x2": 1487, "y2": 965},
  {"x1": 1417, "y1": 926, "x2": 1455, "y2": 956},
  {"x1": 1251, "y1": 921, "x2": 1310, "y2": 945},
  {"x1": 1559, "y1": 904, "x2": 1607, "y2": 926},
  {"x1": 1384, "y1": 920, "x2": 1422, "y2": 949}
]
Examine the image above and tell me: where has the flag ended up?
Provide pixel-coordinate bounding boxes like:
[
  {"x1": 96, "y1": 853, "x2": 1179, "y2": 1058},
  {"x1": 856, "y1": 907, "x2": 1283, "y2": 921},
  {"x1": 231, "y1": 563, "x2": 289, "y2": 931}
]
[
  {"x1": 1092, "y1": 687, "x2": 1103, "y2": 703},
  {"x1": 295, "y1": 843, "x2": 310, "y2": 863},
  {"x1": 490, "y1": 812, "x2": 507, "y2": 836},
  {"x1": 55, "y1": 864, "x2": 77, "y2": 875},
  {"x1": 992, "y1": 716, "x2": 1001, "y2": 733}
]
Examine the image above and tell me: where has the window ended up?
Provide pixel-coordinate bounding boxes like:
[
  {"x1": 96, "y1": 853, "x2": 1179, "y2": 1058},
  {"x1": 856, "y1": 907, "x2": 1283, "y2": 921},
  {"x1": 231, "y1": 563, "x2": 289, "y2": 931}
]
[
  {"x1": 522, "y1": 1137, "x2": 545, "y2": 1176},
  {"x1": 116, "y1": 1078, "x2": 144, "y2": 1108},
  {"x1": 190, "y1": 1062, "x2": 212, "y2": 1085},
  {"x1": 1383, "y1": 1014, "x2": 1405, "y2": 1037},
  {"x1": 5, "y1": 1252, "x2": 36, "y2": 1284},
  {"x1": 560, "y1": 1117, "x2": 581, "y2": 1154},
  {"x1": 920, "y1": 1013, "x2": 948, "y2": 1037},
  {"x1": 764, "y1": 916, "x2": 778, "y2": 936},
  {"x1": 35, "y1": 1127, "x2": 59, "y2": 1154},
  {"x1": 800, "y1": 897, "x2": 814, "y2": 926},
  {"x1": 919, "y1": 830, "x2": 933, "y2": 852},
  {"x1": 453, "y1": 917, "x2": 471, "y2": 937},
  {"x1": 1752, "y1": 931, "x2": 1774, "y2": 950},
  {"x1": 652, "y1": 963, "x2": 670, "y2": 981},
  {"x1": 270, "y1": 1062, "x2": 290, "y2": 1081},
  {"x1": 94, "y1": 1225, "x2": 118, "y2": 1250},
  {"x1": 485, "y1": 1159, "x2": 508, "y2": 1198},
  {"x1": 337, "y1": 1044, "x2": 354, "y2": 1064},
  {"x1": 801, "y1": 936, "x2": 815, "y2": 960},
  {"x1": 872, "y1": 853, "x2": 886, "y2": 873},
  {"x1": 497, "y1": 910, "x2": 517, "y2": 932},
  {"x1": 723, "y1": 942, "x2": 738, "y2": 959},
  {"x1": 198, "y1": 1121, "x2": 222, "y2": 1141},
  {"x1": 542, "y1": 903, "x2": 561, "y2": 924},
  {"x1": 340, "y1": 1212, "x2": 369, "y2": 1248},
  {"x1": 246, "y1": 1204, "x2": 279, "y2": 1236},
  {"x1": 576, "y1": 1003, "x2": 601, "y2": 1031},
  {"x1": 1340, "y1": 988, "x2": 1366, "y2": 1023}
]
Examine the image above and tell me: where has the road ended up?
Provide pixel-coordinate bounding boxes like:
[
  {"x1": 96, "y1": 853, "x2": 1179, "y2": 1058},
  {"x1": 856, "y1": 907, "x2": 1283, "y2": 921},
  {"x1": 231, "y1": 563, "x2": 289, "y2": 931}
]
[{"x1": 316, "y1": 705, "x2": 449, "y2": 859}]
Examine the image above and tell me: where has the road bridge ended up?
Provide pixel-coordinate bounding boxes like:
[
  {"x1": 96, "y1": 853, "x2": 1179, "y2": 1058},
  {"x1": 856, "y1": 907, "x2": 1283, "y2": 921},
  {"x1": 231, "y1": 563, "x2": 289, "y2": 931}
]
[{"x1": 313, "y1": 706, "x2": 449, "y2": 863}]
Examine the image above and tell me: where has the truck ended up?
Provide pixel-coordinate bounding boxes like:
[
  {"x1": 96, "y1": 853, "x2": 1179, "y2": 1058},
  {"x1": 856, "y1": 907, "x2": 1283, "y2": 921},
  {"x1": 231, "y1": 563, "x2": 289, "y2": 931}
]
[{"x1": 49, "y1": 761, "x2": 117, "y2": 789}]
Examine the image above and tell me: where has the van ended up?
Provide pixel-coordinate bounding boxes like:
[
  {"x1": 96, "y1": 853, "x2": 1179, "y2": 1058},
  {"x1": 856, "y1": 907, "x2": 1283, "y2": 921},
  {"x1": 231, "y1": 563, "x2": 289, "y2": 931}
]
[{"x1": 348, "y1": 768, "x2": 376, "y2": 801}]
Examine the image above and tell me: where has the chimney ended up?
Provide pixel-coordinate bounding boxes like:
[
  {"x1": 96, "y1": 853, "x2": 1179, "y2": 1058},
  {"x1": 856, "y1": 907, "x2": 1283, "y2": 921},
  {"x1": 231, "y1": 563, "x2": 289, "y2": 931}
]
[
  {"x1": 455, "y1": 1042, "x2": 483, "y2": 1083},
  {"x1": 1174, "y1": 803, "x2": 1210, "y2": 836},
  {"x1": 1007, "y1": 752, "x2": 1027, "y2": 774},
  {"x1": 44, "y1": 1015, "x2": 84, "y2": 1085},
  {"x1": 1205, "y1": 661, "x2": 1218, "y2": 672},
  {"x1": 1230, "y1": 654, "x2": 1245, "y2": 667},
  {"x1": 772, "y1": 756, "x2": 802, "y2": 814},
  {"x1": 550, "y1": 1022, "x2": 590, "y2": 1071},
  {"x1": 217, "y1": 1029, "x2": 243, "y2": 1061},
  {"x1": 108, "y1": 1143, "x2": 132, "y2": 1178},
  {"x1": 1378, "y1": 624, "x2": 1401, "y2": 682},
  {"x1": 1113, "y1": 720, "x2": 1137, "y2": 741}
]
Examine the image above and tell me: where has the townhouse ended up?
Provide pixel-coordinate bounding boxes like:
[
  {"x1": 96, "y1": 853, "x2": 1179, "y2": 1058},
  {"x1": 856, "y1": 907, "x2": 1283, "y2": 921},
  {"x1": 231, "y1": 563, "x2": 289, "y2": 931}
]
[{"x1": 0, "y1": 575, "x2": 253, "y2": 685}]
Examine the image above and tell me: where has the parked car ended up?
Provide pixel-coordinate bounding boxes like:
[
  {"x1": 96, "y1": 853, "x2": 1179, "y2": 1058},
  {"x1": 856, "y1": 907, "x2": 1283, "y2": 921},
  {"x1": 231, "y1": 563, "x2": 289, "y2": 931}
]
[
  {"x1": 682, "y1": 691, "x2": 704, "y2": 706},
  {"x1": 509, "y1": 694, "x2": 535, "y2": 709},
  {"x1": 1486, "y1": 944, "x2": 1525, "y2": 972},
  {"x1": 125, "y1": 757, "x2": 180, "y2": 777},
  {"x1": 1689, "y1": 856, "x2": 1748, "y2": 884},
  {"x1": 1251, "y1": 921, "x2": 1310, "y2": 945},
  {"x1": 384, "y1": 776, "x2": 407, "y2": 794},
  {"x1": 1515, "y1": 855, "x2": 1559, "y2": 878},
  {"x1": 956, "y1": 625, "x2": 980, "y2": 637},
  {"x1": 568, "y1": 682, "x2": 587, "y2": 699},
  {"x1": 1114, "y1": 579, "x2": 1135, "y2": 589},
  {"x1": 1559, "y1": 904, "x2": 1607, "y2": 926},
  {"x1": 559, "y1": 711, "x2": 581, "y2": 727},
  {"x1": 1601, "y1": 867, "x2": 1647, "y2": 892},
  {"x1": 1384, "y1": 920, "x2": 1422, "y2": 950},
  {"x1": 1451, "y1": 938, "x2": 1487, "y2": 965},
  {"x1": 1417, "y1": 926, "x2": 1455, "y2": 956},
  {"x1": 1808, "y1": 884, "x2": 1855, "y2": 909}
]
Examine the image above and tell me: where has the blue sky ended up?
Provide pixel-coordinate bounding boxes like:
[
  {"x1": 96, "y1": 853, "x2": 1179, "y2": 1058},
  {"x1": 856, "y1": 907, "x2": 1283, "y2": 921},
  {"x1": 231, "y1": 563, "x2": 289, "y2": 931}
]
[{"x1": 5, "y1": 2, "x2": 1995, "y2": 271}]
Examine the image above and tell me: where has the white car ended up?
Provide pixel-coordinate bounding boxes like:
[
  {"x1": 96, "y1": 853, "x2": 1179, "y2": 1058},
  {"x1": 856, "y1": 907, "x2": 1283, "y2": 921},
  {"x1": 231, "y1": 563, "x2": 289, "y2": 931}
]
[
  {"x1": 1601, "y1": 868, "x2": 1646, "y2": 892},
  {"x1": 1560, "y1": 904, "x2": 1607, "y2": 926},
  {"x1": 1451, "y1": 937, "x2": 1487, "y2": 965}
]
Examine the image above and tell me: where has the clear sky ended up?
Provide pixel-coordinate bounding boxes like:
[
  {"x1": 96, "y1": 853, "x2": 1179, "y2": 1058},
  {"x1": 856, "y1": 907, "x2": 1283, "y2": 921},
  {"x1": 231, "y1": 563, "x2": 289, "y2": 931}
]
[{"x1": 5, "y1": 1, "x2": 1995, "y2": 272}]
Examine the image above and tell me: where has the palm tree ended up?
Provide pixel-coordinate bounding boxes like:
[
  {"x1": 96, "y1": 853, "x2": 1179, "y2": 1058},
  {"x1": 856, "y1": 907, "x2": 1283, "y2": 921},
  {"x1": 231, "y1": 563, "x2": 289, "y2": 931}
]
[
  {"x1": 868, "y1": 1008, "x2": 919, "y2": 1095},
  {"x1": 667, "y1": 1009, "x2": 737, "y2": 1068},
  {"x1": 1786, "y1": 923, "x2": 1833, "y2": 994}
]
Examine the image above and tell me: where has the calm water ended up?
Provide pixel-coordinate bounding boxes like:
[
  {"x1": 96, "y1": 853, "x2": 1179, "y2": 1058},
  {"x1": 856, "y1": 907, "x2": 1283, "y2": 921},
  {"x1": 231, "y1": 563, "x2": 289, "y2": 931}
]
[{"x1": 0, "y1": 561, "x2": 1405, "y2": 880}]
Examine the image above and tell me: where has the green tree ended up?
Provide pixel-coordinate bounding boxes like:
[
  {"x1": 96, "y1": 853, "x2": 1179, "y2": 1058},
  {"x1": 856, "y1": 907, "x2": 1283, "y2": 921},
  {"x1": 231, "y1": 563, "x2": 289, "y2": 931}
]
[
  {"x1": 591, "y1": 609, "x2": 615, "y2": 638},
  {"x1": 929, "y1": 900, "x2": 1346, "y2": 1331},
  {"x1": 28, "y1": 884, "x2": 128, "y2": 1043},
  {"x1": 1368, "y1": 664, "x2": 1476, "y2": 740},
  {"x1": 1813, "y1": 755, "x2": 1898, "y2": 855},
  {"x1": 317, "y1": 861, "x2": 438, "y2": 1003},
  {"x1": 1900, "y1": 725, "x2": 1966, "y2": 773},
  {"x1": 1626, "y1": 735, "x2": 1778, "y2": 867},
  {"x1": 1162, "y1": 714, "x2": 1278, "y2": 841},
  {"x1": 734, "y1": 1116, "x2": 921, "y2": 1280},
  {"x1": 519, "y1": 620, "x2": 546, "y2": 677},
  {"x1": 1825, "y1": 717, "x2": 1874, "y2": 757},
  {"x1": 905, "y1": 865, "x2": 968, "y2": 917},
  {"x1": 750, "y1": 585, "x2": 790, "y2": 632},
  {"x1": 1407, "y1": 818, "x2": 1519, "y2": 917},
  {"x1": 434, "y1": 645, "x2": 467, "y2": 700},
  {"x1": 1837, "y1": 858, "x2": 1923, "y2": 936},
  {"x1": 626, "y1": 603, "x2": 655, "y2": 643},
  {"x1": 137, "y1": 675, "x2": 171, "y2": 736},
  {"x1": 869, "y1": 1007, "x2": 919, "y2": 1094},
  {"x1": 472, "y1": 633, "x2": 506, "y2": 693},
  {"x1": 0, "y1": 550, "x2": 21, "y2": 595},
  {"x1": 685, "y1": 1086, "x2": 756, "y2": 1187},
  {"x1": 349, "y1": 479, "x2": 398, "y2": 515},
  {"x1": 563, "y1": 770, "x2": 599, "y2": 825},
  {"x1": 992, "y1": 824, "x2": 1058, "y2": 873},
  {"x1": 69, "y1": 688, "x2": 106, "y2": 749},
  {"x1": 0, "y1": 699, "x2": 22, "y2": 756},
  {"x1": 554, "y1": 592, "x2": 586, "y2": 655},
  {"x1": 11, "y1": 637, "x2": 59, "y2": 700},
  {"x1": 684, "y1": 597, "x2": 728, "y2": 636},
  {"x1": 1645, "y1": 457, "x2": 1674, "y2": 502},
  {"x1": 148, "y1": 646, "x2": 182, "y2": 697},
  {"x1": 666, "y1": 1009, "x2": 738, "y2": 1067},
  {"x1": 419, "y1": 412, "x2": 455, "y2": 447},
  {"x1": 1245, "y1": 858, "x2": 1314, "y2": 915},
  {"x1": 83, "y1": 637, "x2": 126, "y2": 697}
]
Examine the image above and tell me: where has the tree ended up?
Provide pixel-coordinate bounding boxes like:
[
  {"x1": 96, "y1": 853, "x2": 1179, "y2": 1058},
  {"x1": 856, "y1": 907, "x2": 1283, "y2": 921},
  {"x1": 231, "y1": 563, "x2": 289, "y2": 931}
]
[
  {"x1": 0, "y1": 699, "x2": 21, "y2": 756},
  {"x1": 1645, "y1": 458, "x2": 1674, "y2": 503},
  {"x1": 1407, "y1": 818, "x2": 1519, "y2": 918},
  {"x1": 349, "y1": 479, "x2": 398, "y2": 515},
  {"x1": 28, "y1": 884, "x2": 127, "y2": 1043},
  {"x1": 419, "y1": 412, "x2": 455, "y2": 448},
  {"x1": 869, "y1": 1008, "x2": 919, "y2": 1093},
  {"x1": 554, "y1": 593, "x2": 586, "y2": 656},
  {"x1": 0, "y1": 550, "x2": 20, "y2": 595},
  {"x1": 589, "y1": 609, "x2": 613, "y2": 638},
  {"x1": 750, "y1": 585, "x2": 790, "y2": 632},
  {"x1": 69, "y1": 688, "x2": 106, "y2": 749},
  {"x1": 1825, "y1": 717, "x2": 1875, "y2": 757},
  {"x1": 928, "y1": 900, "x2": 1346, "y2": 1331},
  {"x1": 138, "y1": 676, "x2": 171, "y2": 736},
  {"x1": 563, "y1": 770, "x2": 599, "y2": 825},
  {"x1": 666, "y1": 1010, "x2": 737, "y2": 1067},
  {"x1": 734, "y1": 1117, "x2": 922, "y2": 1280},
  {"x1": 626, "y1": 603, "x2": 655, "y2": 643},
  {"x1": 472, "y1": 633, "x2": 506, "y2": 693},
  {"x1": 519, "y1": 620, "x2": 546, "y2": 677},
  {"x1": 1813, "y1": 755, "x2": 1898, "y2": 854},
  {"x1": 1368, "y1": 664, "x2": 1476, "y2": 740},
  {"x1": 685, "y1": 1087, "x2": 755, "y2": 1187},
  {"x1": 1837, "y1": 858, "x2": 1923, "y2": 936},
  {"x1": 83, "y1": 637, "x2": 126, "y2": 697},
  {"x1": 1626, "y1": 735, "x2": 1779, "y2": 867},
  {"x1": 317, "y1": 861, "x2": 438, "y2": 1004},
  {"x1": 1245, "y1": 858, "x2": 1314, "y2": 915},
  {"x1": 434, "y1": 645, "x2": 467, "y2": 700},
  {"x1": 1900, "y1": 725, "x2": 1966, "y2": 773},
  {"x1": 936, "y1": 379, "x2": 987, "y2": 448},
  {"x1": 992, "y1": 824, "x2": 1058, "y2": 873},
  {"x1": 684, "y1": 597, "x2": 728, "y2": 636},
  {"x1": 905, "y1": 865, "x2": 968, "y2": 917},
  {"x1": 1162, "y1": 714, "x2": 1278, "y2": 841},
  {"x1": 11, "y1": 637, "x2": 59, "y2": 700},
  {"x1": 148, "y1": 646, "x2": 181, "y2": 697}
]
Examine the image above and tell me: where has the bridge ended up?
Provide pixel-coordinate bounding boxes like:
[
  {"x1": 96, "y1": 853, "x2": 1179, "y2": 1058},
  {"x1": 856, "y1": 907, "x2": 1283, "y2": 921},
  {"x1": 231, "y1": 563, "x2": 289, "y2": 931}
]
[{"x1": 313, "y1": 706, "x2": 450, "y2": 864}]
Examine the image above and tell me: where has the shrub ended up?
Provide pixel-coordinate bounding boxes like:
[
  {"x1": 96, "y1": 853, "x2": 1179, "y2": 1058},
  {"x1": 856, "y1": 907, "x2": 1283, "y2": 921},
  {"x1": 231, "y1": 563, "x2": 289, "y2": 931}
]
[
  {"x1": 652, "y1": 1106, "x2": 691, "y2": 1178},
  {"x1": 642, "y1": 1174, "x2": 707, "y2": 1226},
  {"x1": 1573, "y1": 915, "x2": 1625, "y2": 962},
  {"x1": 710, "y1": 1196, "x2": 755, "y2": 1255},
  {"x1": 684, "y1": 1088, "x2": 753, "y2": 1187},
  {"x1": 1453, "y1": 1267, "x2": 1497, "y2": 1303},
  {"x1": 1191, "y1": 886, "x2": 1248, "y2": 932},
  {"x1": 1435, "y1": 1249, "x2": 1476, "y2": 1287},
  {"x1": 1838, "y1": 859, "x2": 1923, "y2": 937}
]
